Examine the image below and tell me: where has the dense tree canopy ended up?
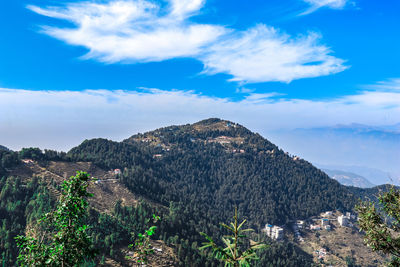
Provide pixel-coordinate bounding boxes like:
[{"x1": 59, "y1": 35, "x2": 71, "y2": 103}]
[
  {"x1": 0, "y1": 176, "x2": 53, "y2": 266},
  {"x1": 0, "y1": 118, "x2": 367, "y2": 266},
  {"x1": 70, "y1": 119, "x2": 356, "y2": 226},
  {"x1": 63, "y1": 118, "x2": 357, "y2": 265}
]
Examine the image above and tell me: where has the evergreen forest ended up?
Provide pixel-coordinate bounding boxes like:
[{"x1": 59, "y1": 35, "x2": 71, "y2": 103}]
[{"x1": 0, "y1": 119, "x2": 381, "y2": 266}]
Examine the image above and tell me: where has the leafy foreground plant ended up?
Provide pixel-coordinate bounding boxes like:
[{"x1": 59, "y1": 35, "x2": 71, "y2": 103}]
[
  {"x1": 200, "y1": 208, "x2": 268, "y2": 267},
  {"x1": 357, "y1": 186, "x2": 400, "y2": 266},
  {"x1": 15, "y1": 171, "x2": 96, "y2": 266},
  {"x1": 127, "y1": 214, "x2": 160, "y2": 265}
]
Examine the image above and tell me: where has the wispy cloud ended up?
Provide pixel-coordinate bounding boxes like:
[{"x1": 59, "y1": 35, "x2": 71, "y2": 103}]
[
  {"x1": 364, "y1": 78, "x2": 400, "y2": 92},
  {"x1": 301, "y1": 0, "x2": 348, "y2": 15},
  {"x1": 28, "y1": 0, "x2": 225, "y2": 62},
  {"x1": 241, "y1": 92, "x2": 284, "y2": 103},
  {"x1": 202, "y1": 25, "x2": 347, "y2": 83},
  {"x1": 236, "y1": 87, "x2": 255, "y2": 94},
  {"x1": 0, "y1": 87, "x2": 398, "y2": 151},
  {"x1": 344, "y1": 91, "x2": 400, "y2": 106},
  {"x1": 28, "y1": 0, "x2": 347, "y2": 83}
]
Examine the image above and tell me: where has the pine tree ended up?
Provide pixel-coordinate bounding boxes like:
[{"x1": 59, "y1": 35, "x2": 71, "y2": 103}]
[{"x1": 199, "y1": 207, "x2": 268, "y2": 267}]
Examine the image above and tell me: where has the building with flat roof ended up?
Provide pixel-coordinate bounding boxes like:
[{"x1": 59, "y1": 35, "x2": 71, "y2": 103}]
[
  {"x1": 264, "y1": 224, "x2": 284, "y2": 240},
  {"x1": 338, "y1": 215, "x2": 349, "y2": 227}
]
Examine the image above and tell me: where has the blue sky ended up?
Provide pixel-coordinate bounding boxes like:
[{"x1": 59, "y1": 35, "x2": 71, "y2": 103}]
[
  {"x1": 1, "y1": 0, "x2": 399, "y2": 182},
  {"x1": 1, "y1": 0, "x2": 399, "y2": 98}
]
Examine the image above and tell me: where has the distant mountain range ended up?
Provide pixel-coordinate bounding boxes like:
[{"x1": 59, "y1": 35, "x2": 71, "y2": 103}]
[
  {"x1": 317, "y1": 163, "x2": 394, "y2": 186},
  {"x1": 269, "y1": 123, "x2": 400, "y2": 185},
  {"x1": 322, "y1": 169, "x2": 375, "y2": 188},
  {"x1": 331, "y1": 123, "x2": 400, "y2": 134}
]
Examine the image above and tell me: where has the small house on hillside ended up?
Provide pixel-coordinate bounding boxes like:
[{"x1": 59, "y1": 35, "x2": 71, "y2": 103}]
[
  {"x1": 338, "y1": 215, "x2": 349, "y2": 227},
  {"x1": 264, "y1": 224, "x2": 284, "y2": 240}
]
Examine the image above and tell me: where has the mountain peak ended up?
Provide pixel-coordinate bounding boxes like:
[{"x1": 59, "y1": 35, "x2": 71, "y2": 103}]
[
  {"x1": 194, "y1": 118, "x2": 224, "y2": 125},
  {"x1": 194, "y1": 118, "x2": 236, "y2": 126},
  {"x1": 192, "y1": 118, "x2": 241, "y2": 132}
]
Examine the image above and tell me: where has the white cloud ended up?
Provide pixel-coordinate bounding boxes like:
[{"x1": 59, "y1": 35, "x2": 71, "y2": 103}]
[
  {"x1": 28, "y1": 0, "x2": 347, "y2": 83},
  {"x1": 169, "y1": 0, "x2": 205, "y2": 18},
  {"x1": 301, "y1": 0, "x2": 348, "y2": 15},
  {"x1": 236, "y1": 87, "x2": 255, "y2": 94},
  {"x1": 304, "y1": 0, "x2": 347, "y2": 9},
  {"x1": 241, "y1": 92, "x2": 284, "y2": 103},
  {"x1": 0, "y1": 87, "x2": 399, "y2": 152},
  {"x1": 344, "y1": 91, "x2": 400, "y2": 106},
  {"x1": 28, "y1": 0, "x2": 225, "y2": 63},
  {"x1": 201, "y1": 25, "x2": 347, "y2": 83},
  {"x1": 364, "y1": 78, "x2": 400, "y2": 92}
]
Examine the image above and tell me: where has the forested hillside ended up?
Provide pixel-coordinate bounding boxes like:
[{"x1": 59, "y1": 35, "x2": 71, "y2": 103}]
[
  {"x1": 70, "y1": 118, "x2": 356, "y2": 225},
  {"x1": 347, "y1": 184, "x2": 394, "y2": 202},
  {"x1": 0, "y1": 148, "x2": 19, "y2": 177},
  {"x1": 0, "y1": 176, "x2": 53, "y2": 265},
  {"x1": 0, "y1": 118, "x2": 374, "y2": 266},
  {"x1": 64, "y1": 118, "x2": 358, "y2": 265}
]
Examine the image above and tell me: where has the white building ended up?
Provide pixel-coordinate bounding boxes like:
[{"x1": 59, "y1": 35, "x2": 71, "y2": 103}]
[
  {"x1": 265, "y1": 224, "x2": 273, "y2": 235},
  {"x1": 338, "y1": 215, "x2": 349, "y2": 227},
  {"x1": 264, "y1": 224, "x2": 284, "y2": 240},
  {"x1": 275, "y1": 227, "x2": 284, "y2": 240}
]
